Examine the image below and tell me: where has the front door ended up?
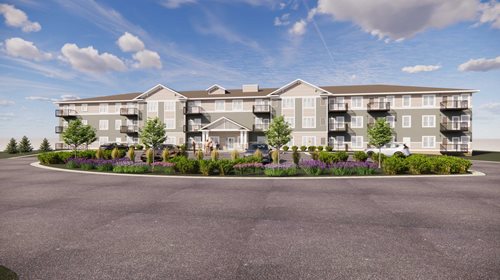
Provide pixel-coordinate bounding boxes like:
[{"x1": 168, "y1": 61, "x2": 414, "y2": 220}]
[{"x1": 226, "y1": 137, "x2": 235, "y2": 150}]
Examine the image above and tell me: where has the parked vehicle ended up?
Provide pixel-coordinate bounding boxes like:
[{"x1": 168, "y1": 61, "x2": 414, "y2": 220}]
[
  {"x1": 140, "y1": 144, "x2": 179, "y2": 162},
  {"x1": 99, "y1": 143, "x2": 129, "y2": 150},
  {"x1": 365, "y1": 143, "x2": 411, "y2": 157},
  {"x1": 244, "y1": 143, "x2": 271, "y2": 163}
]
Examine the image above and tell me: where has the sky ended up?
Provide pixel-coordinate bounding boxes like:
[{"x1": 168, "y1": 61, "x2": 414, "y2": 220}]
[{"x1": 0, "y1": 0, "x2": 500, "y2": 143}]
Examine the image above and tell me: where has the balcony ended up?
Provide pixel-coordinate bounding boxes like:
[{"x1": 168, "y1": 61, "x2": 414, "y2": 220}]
[
  {"x1": 55, "y1": 109, "x2": 77, "y2": 117},
  {"x1": 184, "y1": 106, "x2": 203, "y2": 114},
  {"x1": 55, "y1": 126, "x2": 64, "y2": 134},
  {"x1": 120, "y1": 107, "x2": 139, "y2": 116},
  {"x1": 440, "y1": 100, "x2": 468, "y2": 111},
  {"x1": 329, "y1": 122, "x2": 348, "y2": 132},
  {"x1": 328, "y1": 103, "x2": 348, "y2": 112},
  {"x1": 440, "y1": 144, "x2": 468, "y2": 153},
  {"x1": 367, "y1": 102, "x2": 390, "y2": 112},
  {"x1": 253, "y1": 123, "x2": 269, "y2": 131},
  {"x1": 440, "y1": 121, "x2": 469, "y2": 132},
  {"x1": 184, "y1": 124, "x2": 203, "y2": 132},
  {"x1": 120, "y1": 125, "x2": 139, "y2": 134},
  {"x1": 253, "y1": 104, "x2": 271, "y2": 113}
]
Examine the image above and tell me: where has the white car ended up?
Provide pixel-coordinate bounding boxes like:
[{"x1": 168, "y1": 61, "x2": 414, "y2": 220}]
[{"x1": 365, "y1": 143, "x2": 411, "y2": 157}]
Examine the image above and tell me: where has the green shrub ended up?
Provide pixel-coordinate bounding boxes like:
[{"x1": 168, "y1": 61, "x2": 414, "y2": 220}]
[
  {"x1": 111, "y1": 147, "x2": 119, "y2": 159},
  {"x1": 38, "y1": 152, "x2": 61, "y2": 164},
  {"x1": 96, "y1": 163, "x2": 113, "y2": 172},
  {"x1": 282, "y1": 146, "x2": 289, "y2": 151},
  {"x1": 162, "y1": 148, "x2": 170, "y2": 162},
  {"x1": 211, "y1": 149, "x2": 219, "y2": 161},
  {"x1": 217, "y1": 159, "x2": 234, "y2": 176},
  {"x1": 370, "y1": 152, "x2": 387, "y2": 164},
  {"x1": 253, "y1": 149, "x2": 263, "y2": 162},
  {"x1": 264, "y1": 164, "x2": 297, "y2": 177},
  {"x1": 335, "y1": 151, "x2": 349, "y2": 162},
  {"x1": 178, "y1": 144, "x2": 188, "y2": 157},
  {"x1": 199, "y1": 159, "x2": 216, "y2": 176},
  {"x1": 300, "y1": 145, "x2": 307, "y2": 152},
  {"x1": 102, "y1": 149, "x2": 125, "y2": 159},
  {"x1": 292, "y1": 150, "x2": 301, "y2": 165},
  {"x1": 353, "y1": 151, "x2": 368, "y2": 162},
  {"x1": 196, "y1": 149, "x2": 204, "y2": 160},
  {"x1": 38, "y1": 151, "x2": 96, "y2": 165},
  {"x1": 135, "y1": 144, "x2": 144, "y2": 150},
  {"x1": 127, "y1": 147, "x2": 135, "y2": 162},
  {"x1": 231, "y1": 149, "x2": 240, "y2": 161},
  {"x1": 65, "y1": 160, "x2": 79, "y2": 169},
  {"x1": 317, "y1": 146, "x2": 324, "y2": 151},
  {"x1": 308, "y1": 146, "x2": 316, "y2": 152},
  {"x1": 146, "y1": 148, "x2": 153, "y2": 164},
  {"x1": 291, "y1": 145, "x2": 298, "y2": 152},
  {"x1": 173, "y1": 157, "x2": 199, "y2": 174},
  {"x1": 112, "y1": 165, "x2": 149, "y2": 174},
  {"x1": 406, "y1": 154, "x2": 432, "y2": 174},
  {"x1": 96, "y1": 148, "x2": 103, "y2": 159},
  {"x1": 80, "y1": 163, "x2": 94, "y2": 170},
  {"x1": 319, "y1": 151, "x2": 335, "y2": 164},
  {"x1": 428, "y1": 155, "x2": 471, "y2": 175},
  {"x1": 325, "y1": 146, "x2": 333, "y2": 152},
  {"x1": 383, "y1": 156, "x2": 408, "y2": 175},
  {"x1": 311, "y1": 150, "x2": 320, "y2": 161},
  {"x1": 271, "y1": 150, "x2": 279, "y2": 164}
]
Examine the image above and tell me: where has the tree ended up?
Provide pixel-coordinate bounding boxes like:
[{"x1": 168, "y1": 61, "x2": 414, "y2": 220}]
[
  {"x1": 62, "y1": 119, "x2": 97, "y2": 157},
  {"x1": 39, "y1": 138, "x2": 52, "y2": 152},
  {"x1": 367, "y1": 118, "x2": 393, "y2": 168},
  {"x1": 81, "y1": 125, "x2": 97, "y2": 150},
  {"x1": 5, "y1": 138, "x2": 18, "y2": 154},
  {"x1": 139, "y1": 117, "x2": 166, "y2": 169},
  {"x1": 18, "y1": 136, "x2": 33, "y2": 153},
  {"x1": 265, "y1": 116, "x2": 292, "y2": 163}
]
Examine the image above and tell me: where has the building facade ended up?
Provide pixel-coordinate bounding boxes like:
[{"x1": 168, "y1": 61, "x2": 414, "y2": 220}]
[{"x1": 54, "y1": 79, "x2": 476, "y2": 154}]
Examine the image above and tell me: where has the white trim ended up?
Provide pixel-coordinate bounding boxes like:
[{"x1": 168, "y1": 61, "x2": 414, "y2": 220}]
[
  {"x1": 200, "y1": 117, "x2": 251, "y2": 131},
  {"x1": 214, "y1": 100, "x2": 225, "y2": 111},
  {"x1": 134, "y1": 84, "x2": 187, "y2": 100},
  {"x1": 164, "y1": 118, "x2": 176, "y2": 130},
  {"x1": 324, "y1": 89, "x2": 478, "y2": 96},
  {"x1": 402, "y1": 115, "x2": 411, "y2": 128},
  {"x1": 98, "y1": 120, "x2": 109, "y2": 130},
  {"x1": 267, "y1": 79, "x2": 334, "y2": 96},
  {"x1": 232, "y1": 99, "x2": 243, "y2": 111},
  {"x1": 402, "y1": 95, "x2": 411, "y2": 108},
  {"x1": 206, "y1": 84, "x2": 226, "y2": 92},
  {"x1": 422, "y1": 94, "x2": 436, "y2": 108},
  {"x1": 422, "y1": 115, "x2": 436, "y2": 128},
  {"x1": 55, "y1": 99, "x2": 138, "y2": 104},
  {"x1": 422, "y1": 136, "x2": 436, "y2": 148},
  {"x1": 302, "y1": 116, "x2": 316, "y2": 128},
  {"x1": 164, "y1": 100, "x2": 176, "y2": 112},
  {"x1": 350, "y1": 116, "x2": 363, "y2": 128},
  {"x1": 350, "y1": 96, "x2": 363, "y2": 109}
]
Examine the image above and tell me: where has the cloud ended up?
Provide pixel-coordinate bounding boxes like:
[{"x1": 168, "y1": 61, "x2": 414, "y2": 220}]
[
  {"x1": 312, "y1": 0, "x2": 478, "y2": 40},
  {"x1": 274, "y1": 13, "x2": 290, "y2": 26},
  {"x1": 0, "y1": 112, "x2": 14, "y2": 120},
  {"x1": 117, "y1": 32, "x2": 145, "y2": 52},
  {"x1": 458, "y1": 56, "x2": 500, "y2": 72},
  {"x1": 4, "y1": 37, "x2": 52, "y2": 61},
  {"x1": 160, "y1": 0, "x2": 197, "y2": 9},
  {"x1": 289, "y1": 19, "x2": 307, "y2": 36},
  {"x1": 402, "y1": 64, "x2": 441, "y2": 73},
  {"x1": 0, "y1": 3, "x2": 41, "y2": 32},
  {"x1": 25, "y1": 94, "x2": 80, "y2": 102},
  {"x1": 60, "y1": 43, "x2": 127, "y2": 73},
  {"x1": 477, "y1": 1, "x2": 500, "y2": 29},
  {"x1": 0, "y1": 99, "x2": 15, "y2": 106},
  {"x1": 132, "y1": 49, "x2": 162, "y2": 69}
]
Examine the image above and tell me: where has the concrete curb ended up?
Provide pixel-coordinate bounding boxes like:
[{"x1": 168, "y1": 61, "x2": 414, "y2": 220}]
[{"x1": 30, "y1": 161, "x2": 486, "y2": 180}]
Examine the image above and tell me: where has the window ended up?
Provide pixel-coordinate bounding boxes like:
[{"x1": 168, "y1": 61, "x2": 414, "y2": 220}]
[
  {"x1": 402, "y1": 95, "x2": 411, "y2": 108},
  {"x1": 302, "y1": 136, "x2": 316, "y2": 146},
  {"x1": 232, "y1": 100, "x2": 243, "y2": 111},
  {"x1": 461, "y1": 136, "x2": 470, "y2": 144},
  {"x1": 402, "y1": 115, "x2": 411, "y2": 128},
  {"x1": 402, "y1": 137, "x2": 411, "y2": 147},
  {"x1": 165, "y1": 136, "x2": 176, "y2": 145},
  {"x1": 423, "y1": 95, "x2": 435, "y2": 107},
  {"x1": 386, "y1": 116, "x2": 395, "y2": 128},
  {"x1": 284, "y1": 117, "x2": 295, "y2": 128},
  {"x1": 336, "y1": 136, "x2": 345, "y2": 146},
  {"x1": 422, "y1": 115, "x2": 436, "y2": 128},
  {"x1": 116, "y1": 137, "x2": 121, "y2": 144},
  {"x1": 115, "y1": 119, "x2": 121, "y2": 130},
  {"x1": 164, "y1": 118, "x2": 175, "y2": 129},
  {"x1": 351, "y1": 97, "x2": 363, "y2": 109},
  {"x1": 461, "y1": 114, "x2": 470, "y2": 127},
  {"x1": 164, "y1": 101, "x2": 175, "y2": 112},
  {"x1": 303, "y1": 117, "x2": 316, "y2": 128},
  {"x1": 422, "y1": 136, "x2": 436, "y2": 148},
  {"x1": 115, "y1": 103, "x2": 121, "y2": 113},
  {"x1": 99, "y1": 120, "x2": 108, "y2": 130},
  {"x1": 99, "y1": 136, "x2": 109, "y2": 145},
  {"x1": 350, "y1": 116, "x2": 363, "y2": 128},
  {"x1": 99, "y1": 103, "x2": 108, "y2": 113},
  {"x1": 81, "y1": 104, "x2": 88, "y2": 112},
  {"x1": 81, "y1": 120, "x2": 88, "y2": 125},
  {"x1": 303, "y1": 97, "x2": 315, "y2": 109},
  {"x1": 351, "y1": 136, "x2": 363, "y2": 148},
  {"x1": 215, "y1": 100, "x2": 225, "y2": 111},
  {"x1": 386, "y1": 96, "x2": 395, "y2": 107},
  {"x1": 147, "y1": 101, "x2": 158, "y2": 113},
  {"x1": 282, "y1": 98, "x2": 295, "y2": 109}
]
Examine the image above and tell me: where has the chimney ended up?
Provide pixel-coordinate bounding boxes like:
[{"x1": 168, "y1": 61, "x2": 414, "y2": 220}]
[{"x1": 242, "y1": 84, "x2": 259, "y2": 93}]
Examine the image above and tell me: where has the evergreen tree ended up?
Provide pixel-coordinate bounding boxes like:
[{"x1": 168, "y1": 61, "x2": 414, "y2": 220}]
[
  {"x1": 265, "y1": 116, "x2": 293, "y2": 163},
  {"x1": 5, "y1": 138, "x2": 18, "y2": 154},
  {"x1": 39, "y1": 138, "x2": 52, "y2": 152},
  {"x1": 367, "y1": 118, "x2": 393, "y2": 168},
  {"x1": 18, "y1": 136, "x2": 33, "y2": 153}
]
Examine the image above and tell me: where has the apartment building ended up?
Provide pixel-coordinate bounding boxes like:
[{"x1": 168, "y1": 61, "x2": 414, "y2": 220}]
[{"x1": 54, "y1": 79, "x2": 477, "y2": 154}]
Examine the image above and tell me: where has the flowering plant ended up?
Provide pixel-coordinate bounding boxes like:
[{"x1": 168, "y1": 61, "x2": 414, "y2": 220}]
[
  {"x1": 264, "y1": 163, "x2": 297, "y2": 177},
  {"x1": 298, "y1": 160, "x2": 327, "y2": 176},
  {"x1": 328, "y1": 161, "x2": 377, "y2": 176},
  {"x1": 233, "y1": 162, "x2": 264, "y2": 175}
]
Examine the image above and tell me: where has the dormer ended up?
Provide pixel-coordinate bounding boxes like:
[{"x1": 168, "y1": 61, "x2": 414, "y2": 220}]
[{"x1": 206, "y1": 84, "x2": 227, "y2": 95}]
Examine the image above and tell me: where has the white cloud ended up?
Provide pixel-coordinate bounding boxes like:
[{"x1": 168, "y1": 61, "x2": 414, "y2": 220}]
[
  {"x1": 458, "y1": 56, "x2": 500, "y2": 72},
  {"x1": 60, "y1": 43, "x2": 127, "y2": 73},
  {"x1": 4, "y1": 37, "x2": 52, "y2": 61},
  {"x1": 25, "y1": 94, "x2": 80, "y2": 102},
  {"x1": 132, "y1": 49, "x2": 162, "y2": 69},
  {"x1": 0, "y1": 112, "x2": 14, "y2": 120},
  {"x1": 478, "y1": 1, "x2": 500, "y2": 28},
  {"x1": 274, "y1": 13, "x2": 290, "y2": 26},
  {"x1": 160, "y1": 0, "x2": 197, "y2": 9},
  {"x1": 312, "y1": 0, "x2": 478, "y2": 40},
  {"x1": 0, "y1": 99, "x2": 15, "y2": 106},
  {"x1": 0, "y1": 4, "x2": 41, "y2": 32},
  {"x1": 117, "y1": 32, "x2": 145, "y2": 52},
  {"x1": 289, "y1": 19, "x2": 307, "y2": 36},
  {"x1": 402, "y1": 64, "x2": 441, "y2": 73}
]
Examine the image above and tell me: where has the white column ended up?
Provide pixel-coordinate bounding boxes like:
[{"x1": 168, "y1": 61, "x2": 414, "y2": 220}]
[
  {"x1": 243, "y1": 131, "x2": 248, "y2": 149},
  {"x1": 240, "y1": 131, "x2": 244, "y2": 150},
  {"x1": 202, "y1": 131, "x2": 207, "y2": 144}
]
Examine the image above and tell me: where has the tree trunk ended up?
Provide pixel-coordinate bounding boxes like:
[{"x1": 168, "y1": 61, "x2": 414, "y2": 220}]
[{"x1": 378, "y1": 147, "x2": 382, "y2": 168}]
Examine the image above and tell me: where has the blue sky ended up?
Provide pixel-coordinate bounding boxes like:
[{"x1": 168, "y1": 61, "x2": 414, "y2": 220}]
[{"x1": 0, "y1": 0, "x2": 500, "y2": 141}]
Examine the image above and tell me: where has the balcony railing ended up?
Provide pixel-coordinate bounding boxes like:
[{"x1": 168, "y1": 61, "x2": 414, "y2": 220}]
[
  {"x1": 55, "y1": 109, "x2": 77, "y2": 117},
  {"x1": 55, "y1": 126, "x2": 64, "y2": 134},
  {"x1": 253, "y1": 104, "x2": 271, "y2": 113},
  {"x1": 184, "y1": 106, "x2": 203, "y2": 114},
  {"x1": 440, "y1": 144, "x2": 468, "y2": 153},
  {"x1": 440, "y1": 100, "x2": 468, "y2": 110},
  {"x1": 367, "y1": 102, "x2": 390, "y2": 112},
  {"x1": 253, "y1": 123, "x2": 269, "y2": 131},
  {"x1": 120, "y1": 107, "x2": 139, "y2": 116},
  {"x1": 120, "y1": 125, "x2": 139, "y2": 134},
  {"x1": 328, "y1": 122, "x2": 348, "y2": 132},
  {"x1": 184, "y1": 124, "x2": 203, "y2": 132},
  {"x1": 440, "y1": 121, "x2": 469, "y2": 132},
  {"x1": 328, "y1": 103, "x2": 348, "y2": 112}
]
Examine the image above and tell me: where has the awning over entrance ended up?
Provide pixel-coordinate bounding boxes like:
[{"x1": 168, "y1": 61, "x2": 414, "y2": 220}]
[
  {"x1": 199, "y1": 117, "x2": 250, "y2": 150},
  {"x1": 200, "y1": 117, "x2": 250, "y2": 131}
]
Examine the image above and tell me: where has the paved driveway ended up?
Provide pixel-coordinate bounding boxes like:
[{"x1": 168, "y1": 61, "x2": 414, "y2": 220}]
[{"x1": 0, "y1": 157, "x2": 499, "y2": 279}]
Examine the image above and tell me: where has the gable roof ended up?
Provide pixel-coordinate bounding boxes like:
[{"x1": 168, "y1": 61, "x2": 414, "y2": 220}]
[
  {"x1": 55, "y1": 92, "x2": 142, "y2": 104},
  {"x1": 133, "y1": 84, "x2": 187, "y2": 100},
  {"x1": 200, "y1": 117, "x2": 250, "y2": 131},
  {"x1": 267, "y1": 79, "x2": 334, "y2": 96},
  {"x1": 320, "y1": 84, "x2": 476, "y2": 95},
  {"x1": 180, "y1": 88, "x2": 275, "y2": 99}
]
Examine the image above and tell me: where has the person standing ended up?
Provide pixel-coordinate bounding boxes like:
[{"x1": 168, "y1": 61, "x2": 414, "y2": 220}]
[{"x1": 191, "y1": 139, "x2": 196, "y2": 155}]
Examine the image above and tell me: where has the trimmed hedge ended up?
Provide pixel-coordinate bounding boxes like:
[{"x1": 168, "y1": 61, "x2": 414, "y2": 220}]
[{"x1": 382, "y1": 154, "x2": 471, "y2": 175}]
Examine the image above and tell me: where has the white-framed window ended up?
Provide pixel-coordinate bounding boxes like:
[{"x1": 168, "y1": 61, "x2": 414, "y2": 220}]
[
  {"x1": 351, "y1": 136, "x2": 363, "y2": 148},
  {"x1": 386, "y1": 116, "x2": 395, "y2": 128},
  {"x1": 81, "y1": 104, "x2": 88, "y2": 112},
  {"x1": 386, "y1": 96, "x2": 395, "y2": 107},
  {"x1": 282, "y1": 98, "x2": 295, "y2": 109},
  {"x1": 232, "y1": 99, "x2": 243, "y2": 111},
  {"x1": 99, "y1": 120, "x2": 108, "y2": 130},
  {"x1": 350, "y1": 116, "x2": 363, "y2": 128},
  {"x1": 461, "y1": 136, "x2": 470, "y2": 144},
  {"x1": 303, "y1": 97, "x2": 315, "y2": 109},
  {"x1": 147, "y1": 101, "x2": 158, "y2": 113},
  {"x1": 99, "y1": 136, "x2": 109, "y2": 145},
  {"x1": 165, "y1": 136, "x2": 176, "y2": 145},
  {"x1": 164, "y1": 101, "x2": 176, "y2": 112},
  {"x1": 402, "y1": 115, "x2": 411, "y2": 128},
  {"x1": 351, "y1": 97, "x2": 363, "y2": 109},
  {"x1": 164, "y1": 118, "x2": 175, "y2": 129},
  {"x1": 116, "y1": 137, "x2": 122, "y2": 144},
  {"x1": 336, "y1": 136, "x2": 345, "y2": 146},
  {"x1": 461, "y1": 114, "x2": 470, "y2": 127},
  {"x1": 99, "y1": 103, "x2": 108, "y2": 113},
  {"x1": 460, "y1": 94, "x2": 469, "y2": 103},
  {"x1": 81, "y1": 120, "x2": 88, "y2": 125},
  {"x1": 69, "y1": 104, "x2": 76, "y2": 111},
  {"x1": 284, "y1": 117, "x2": 295, "y2": 128},
  {"x1": 422, "y1": 136, "x2": 436, "y2": 148},
  {"x1": 422, "y1": 115, "x2": 436, "y2": 128},
  {"x1": 402, "y1": 137, "x2": 411, "y2": 147},
  {"x1": 423, "y1": 95, "x2": 435, "y2": 107},
  {"x1": 115, "y1": 103, "x2": 121, "y2": 113},
  {"x1": 302, "y1": 136, "x2": 316, "y2": 146},
  {"x1": 402, "y1": 95, "x2": 411, "y2": 108},
  {"x1": 215, "y1": 100, "x2": 225, "y2": 111},
  {"x1": 115, "y1": 119, "x2": 121, "y2": 130},
  {"x1": 303, "y1": 117, "x2": 316, "y2": 128}
]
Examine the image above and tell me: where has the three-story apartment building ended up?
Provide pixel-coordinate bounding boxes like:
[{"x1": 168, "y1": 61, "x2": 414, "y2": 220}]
[{"x1": 54, "y1": 79, "x2": 477, "y2": 154}]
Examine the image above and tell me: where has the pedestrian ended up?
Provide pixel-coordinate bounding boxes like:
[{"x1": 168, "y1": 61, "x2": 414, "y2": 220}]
[
  {"x1": 205, "y1": 139, "x2": 210, "y2": 155},
  {"x1": 192, "y1": 139, "x2": 196, "y2": 154}
]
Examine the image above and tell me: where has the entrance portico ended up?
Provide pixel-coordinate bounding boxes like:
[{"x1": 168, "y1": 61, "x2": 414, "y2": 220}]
[{"x1": 200, "y1": 117, "x2": 250, "y2": 150}]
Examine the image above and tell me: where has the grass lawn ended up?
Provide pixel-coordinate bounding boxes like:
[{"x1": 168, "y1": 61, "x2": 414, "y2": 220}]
[
  {"x1": 464, "y1": 150, "x2": 500, "y2": 162},
  {"x1": 0, "y1": 151, "x2": 39, "y2": 159}
]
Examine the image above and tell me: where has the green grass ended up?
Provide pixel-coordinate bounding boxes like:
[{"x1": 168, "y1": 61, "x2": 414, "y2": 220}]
[
  {"x1": 463, "y1": 150, "x2": 500, "y2": 162},
  {"x1": 0, "y1": 265, "x2": 18, "y2": 280},
  {"x1": 0, "y1": 151, "x2": 40, "y2": 159}
]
